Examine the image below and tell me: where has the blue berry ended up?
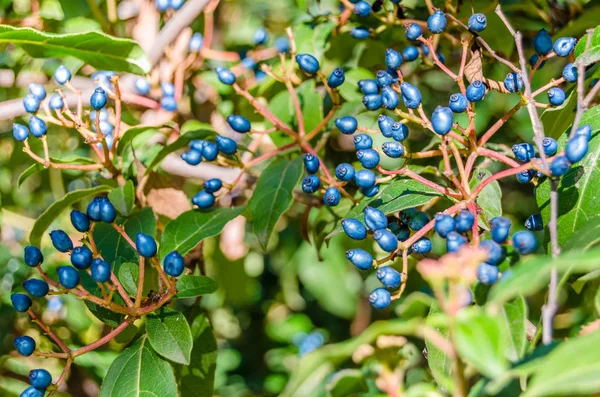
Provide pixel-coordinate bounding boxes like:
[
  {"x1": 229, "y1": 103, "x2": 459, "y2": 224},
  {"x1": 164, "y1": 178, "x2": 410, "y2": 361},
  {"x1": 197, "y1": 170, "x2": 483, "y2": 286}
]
[
  {"x1": 504, "y1": 72, "x2": 524, "y2": 93},
  {"x1": 550, "y1": 156, "x2": 571, "y2": 176},
  {"x1": 203, "y1": 178, "x2": 222, "y2": 193},
  {"x1": 455, "y1": 210, "x2": 474, "y2": 233},
  {"x1": 354, "y1": 169, "x2": 376, "y2": 188},
  {"x1": 512, "y1": 231, "x2": 538, "y2": 255},
  {"x1": 575, "y1": 124, "x2": 592, "y2": 141},
  {"x1": 516, "y1": 170, "x2": 534, "y2": 184},
  {"x1": 160, "y1": 96, "x2": 177, "y2": 112},
  {"x1": 350, "y1": 27, "x2": 370, "y2": 39},
  {"x1": 565, "y1": 134, "x2": 588, "y2": 163},
  {"x1": 480, "y1": 240, "x2": 504, "y2": 265},
  {"x1": 542, "y1": 137, "x2": 558, "y2": 156},
  {"x1": 304, "y1": 153, "x2": 320, "y2": 174},
  {"x1": 58, "y1": 266, "x2": 80, "y2": 289},
  {"x1": 427, "y1": 10, "x2": 447, "y2": 33},
  {"x1": 358, "y1": 79, "x2": 379, "y2": 95},
  {"x1": 201, "y1": 142, "x2": 218, "y2": 161},
  {"x1": 364, "y1": 206, "x2": 387, "y2": 231},
  {"x1": 534, "y1": 29, "x2": 553, "y2": 55},
  {"x1": 14, "y1": 336, "x2": 36, "y2": 356},
  {"x1": 24, "y1": 246, "x2": 43, "y2": 267},
  {"x1": 49, "y1": 93, "x2": 64, "y2": 110},
  {"x1": 431, "y1": 106, "x2": 453, "y2": 135},
  {"x1": 562, "y1": 63, "x2": 578, "y2": 83},
  {"x1": 11, "y1": 293, "x2": 32, "y2": 312},
  {"x1": 449, "y1": 93, "x2": 468, "y2": 113},
  {"x1": 354, "y1": 134, "x2": 373, "y2": 150},
  {"x1": 135, "y1": 78, "x2": 151, "y2": 95},
  {"x1": 400, "y1": 82, "x2": 422, "y2": 109},
  {"x1": 374, "y1": 229, "x2": 398, "y2": 252},
  {"x1": 71, "y1": 246, "x2": 93, "y2": 269},
  {"x1": 23, "y1": 94, "x2": 40, "y2": 113},
  {"x1": 369, "y1": 288, "x2": 391, "y2": 309},
  {"x1": 216, "y1": 135, "x2": 237, "y2": 154},
  {"x1": 434, "y1": 214, "x2": 456, "y2": 237},
  {"x1": 436, "y1": 52, "x2": 446, "y2": 64},
  {"x1": 391, "y1": 122, "x2": 408, "y2": 142},
  {"x1": 192, "y1": 190, "x2": 215, "y2": 208},
  {"x1": 529, "y1": 54, "x2": 546, "y2": 69},
  {"x1": 21, "y1": 386, "x2": 45, "y2": 397},
  {"x1": 227, "y1": 115, "x2": 251, "y2": 133},
  {"x1": 99, "y1": 198, "x2": 116, "y2": 223},
  {"x1": 342, "y1": 218, "x2": 367, "y2": 240},
  {"x1": 525, "y1": 213, "x2": 543, "y2": 231},
  {"x1": 361, "y1": 184, "x2": 380, "y2": 197},
  {"x1": 275, "y1": 37, "x2": 290, "y2": 53},
  {"x1": 90, "y1": 87, "x2": 108, "y2": 110},
  {"x1": 29, "y1": 83, "x2": 46, "y2": 101},
  {"x1": 136, "y1": 233, "x2": 157, "y2": 258},
  {"x1": 405, "y1": 23, "x2": 422, "y2": 41},
  {"x1": 164, "y1": 251, "x2": 185, "y2": 277},
  {"x1": 161, "y1": 82, "x2": 175, "y2": 97},
  {"x1": 296, "y1": 54, "x2": 320, "y2": 74},
  {"x1": 377, "y1": 266, "x2": 402, "y2": 289},
  {"x1": 297, "y1": 331, "x2": 325, "y2": 356},
  {"x1": 489, "y1": 216, "x2": 511, "y2": 243},
  {"x1": 411, "y1": 237, "x2": 432, "y2": 254},
  {"x1": 346, "y1": 249, "x2": 373, "y2": 270},
  {"x1": 466, "y1": 80, "x2": 486, "y2": 102},
  {"x1": 54, "y1": 65, "x2": 71, "y2": 84},
  {"x1": 447, "y1": 232, "x2": 467, "y2": 252},
  {"x1": 189, "y1": 32, "x2": 204, "y2": 51},
  {"x1": 336, "y1": 163, "x2": 355, "y2": 182},
  {"x1": 381, "y1": 86, "x2": 399, "y2": 109},
  {"x1": 421, "y1": 44, "x2": 430, "y2": 56},
  {"x1": 553, "y1": 37, "x2": 576, "y2": 57},
  {"x1": 353, "y1": 0, "x2": 371, "y2": 17},
  {"x1": 512, "y1": 143, "x2": 535, "y2": 162},
  {"x1": 376, "y1": 70, "x2": 394, "y2": 88},
  {"x1": 29, "y1": 116, "x2": 47, "y2": 138},
  {"x1": 254, "y1": 27, "x2": 269, "y2": 45},
  {"x1": 356, "y1": 148, "x2": 380, "y2": 169},
  {"x1": 362, "y1": 94, "x2": 383, "y2": 110},
  {"x1": 70, "y1": 210, "x2": 90, "y2": 233},
  {"x1": 170, "y1": 0, "x2": 184, "y2": 10},
  {"x1": 468, "y1": 13, "x2": 486, "y2": 32},
  {"x1": 385, "y1": 48, "x2": 402, "y2": 69},
  {"x1": 335, "y1": 116, "x2": 358, "y2": 134},
  {"x1": 181, "y1": 149, "x2": 202, "y2": 165},
  {"x1": 24, "y1": 279, "x2": 49, "y2": 298},
  {"x1": 91, "y1": 258, "x2": 111, "y2": 282},
  {"x1": 216, "y1": 67, "x2": 236, "y2": 85},
  {"x1": 191, "y1": 139, "x2": 206, "y2": 150},
  {"x1": 389, "y1": 221, "x2": 410, "y2": 241},
  {"x1": 328, "y1": 68, "x2": 345, "y2": 88},
  {"x1": 382, "y1": 141, "x2": 404, "y2": 158},
  {"x1": 242, "y1": 57, "x2": 258, "y2": 70},
  {"x1": 91, "y1": 109, "x2": 109, "y2": 121},
  {"x1": 50, "y1": 230, "x2": 73, "y2": 252},
  {"x1": 548, "y1": 87, "x2": 566, "y2": 106},
  {"x1": 402, "y1": 46, "x2": 419, "y2": 61},
  {"x1": 477, "y1": 263, "x2": 498, "y2": 285},
  {"x1": 408, "y1": 211, "x2": 429, "y2": 231},
  {"x1": 30, "y1": 368, "x2": 52, "y2": 389},
  {"x1": 13, "y1": 123, "x2": 29, "y2": 141},
  {"x1": 302, "y1": 175, "x2": 320, "y2": 194},
  {"x1": 378, "y1": 115, "x2": 394, "y2": 137},
  {"x1": 324, "y1": 187, "x2": 341, "y2": 206}
]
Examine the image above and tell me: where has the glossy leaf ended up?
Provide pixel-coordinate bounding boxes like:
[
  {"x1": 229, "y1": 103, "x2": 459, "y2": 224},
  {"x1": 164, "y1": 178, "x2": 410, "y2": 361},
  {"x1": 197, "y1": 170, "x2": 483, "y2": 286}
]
[
  {"x1": 176, "y1": 275, "x2": 218, "y2": 298},
  {"x1": 575, "y1": 25, "x2": 600, "y2": 66},
  {"x1": 146, "y1": 307, "x2": 193, "y2": 365},
  {"x1": 541, "y1": 90, "x2": 577, "y2": 139},
  {"x1": 116, "y1": 123, "x2": 175, "y2": 156},
  {"x1": 562, "y1": 216, "x2": 600, "y2": 251},
  {"x1": 117, "y1": 262, "x2": 139, "y2": 297},
  {"x1": 326, "y1": 369, "x2": 368, "y2": 397},
  {"x1": 108, "y1": 180, "x2": 135, "y2": 216}
]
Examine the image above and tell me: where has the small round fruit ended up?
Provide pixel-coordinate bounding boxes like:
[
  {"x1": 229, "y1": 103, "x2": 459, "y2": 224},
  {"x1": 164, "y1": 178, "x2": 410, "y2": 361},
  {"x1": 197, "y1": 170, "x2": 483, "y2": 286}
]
[
  {"x1": 136, "y1": 233, "x2": 157, "y2": 258},
  {"x1": 466, "y1": 80, "x2": 486, "y2": 102},
  {"x1": 434, "y1": 214, "x2": 455, "y2": 237},
  {"x1": 374, "y1": 229, "x2": 398, "y2": 252},
  {"x1": 70, "y1": 210, "x2": 91, "y2": 233},
  {"x1": 304, "y1": 153, "x2": 320, "y2": 174},
  {"x1": 391, "y1": 122, "x2": 408, "y2": 142},
  {"x1": 341, "y1": 218, "x2": 367, "y2": 240},
  {"x1": 201, "y1": 142, "x2": 218, "y2": 161},
  {"x1": 327, "y1": 68, "x2": 345, "y2": 88},
  {"x1": 20, "y1": 386, "x2": 45, "y2": 397},
  {"x1": 446, "y1": 231, "x2": 467, "y2": 253},
  {"x1": 358, "y1": 79, "x2": 379, "y2": 95},
  {"x1": 381, "y1": 86, "x2": 399, "y2": 109},
  {"x1": 565, "y1": 134, "x2": 589, "y2": 163},
  {"x1": 362, "y1": 94, "x2": 383, "y2": 110},
  {"x1": 90, "y1": 87, "x2": 108, "y2": 110},
  {"x1": 58, "y1": 266, "x2": 80, "y2": 289},
  {"x1": 550, "y1": 156, "x2": 570, "y2": 176},
  {"x1": 455, "y1": 209, "x2": 474, "y2": 233},
  {"x1": 346, "y1": 249, "x2": 373, "y2": 270},
  {"x1": 29, "y1": 116, "x2": 47, "y2": 138},
  {"x1": 71, "y1": 246, "x2": 93, "y2": 269},
  {"x1": 254, "y1": 27, "x2": 269, "y2": 45},
  {"x1": 216, "y1": 67, "x2": 236, "y2": 85},
  {"x1": 335, "y1": 116, "x2": 358, "y2": 134},
  {"x1": 480, "y1": 240, "x2": 504, "y2": 265},
  {"x1": 14, "y1": 336, "x2": 36, "y2": 356},
  {"x1": 408, "y1": 211, "x2": 429, "y2": 231},
  {"x1": 400, "y1": 82, "x2": 421, "y2": 109},
  {"x1": 378, "y1": 115, "x2": 394, "y2": 137},
  {"x1": 192, "y1": 190, "x2": 215, "y2": 209},
  {"x1": 553, "y1": 37, "x2": 576, "y2": 57},
  {"x1": 99, "y1": 198, "x2": 116, "y2": 223},
  {"x1": 11, "y1": 293, "x2": 33, "y2": 312},
  {"x1": 335, "y1": 163, "x2": 355, "y2": 182},
  {"x1": 29, "y1": 368, "x2": 52, "y2": 389},
  {"x1": 49, "y1": 94, "x2": 64, "y2": 110},
  {"x1": 50, "y1": 230, "x2": 73, "y2": 252},
  {"x1": 227, "y1": 115, "x2": 251, "y2": 133},
  {"x1": 301, "y1": 175, "x2": 320, "y2": 194},
  {"x1": 181, "y1": 149, "x2": 202, "y2": 165},
  {"x1": 503, "y1": 72, "x2": 523, "y2": 93},
  {"x1": 516, "y1": 170, "x2": 534, "y2": 184},
  {"x1": 369, "y1": 288, "x2": 391, "y2": 309},
  {"x1": 468, "y1": 13, "x2": 486, "y2": 32},
  {"x1": 354, "y1": 169, "x2": 376, "y2": 188},
  {"x1": 449, "y1": 93, "x2": 468, "y2": 113},
  {"x1": 427, "y1": 10, "x2": 447, "y2": 34},
  {"x1": 216, "y1": 136, "x2": 237, "y2": 154},
  {"x1": 542, "y1": 137, "x2": 558, "y2": 156},
  {"x1": 23, "y1": 94, "x2": 40, "y2": 113},
  {"x1": 353, "y1": 0, "x2": 371, "y2": 17},
  {"x1": 354, "y1": 134, "x2": 373, "y2": 150},
  {"x1": 135, "y1": 78, "x2": 151, "y2": 95},
  {"x1": 575, "y1": 124, "x2": 592, "y2": 141},
  {"x1": 29, "y1": 84, "x2": 46, "y2": 101},
  {"x1": 405, "y1": 23, "x2": 422, "y2": 41},
  {"x1": 296, "y1": 54, "x2": 320, "y2": 74},
  {"x1": 382, "y1": 141, "x2": 405, "y2": 158},
  {"x1": 548, "y1": 87, "x2": 566, "y2": 106},
  {"x1": 91, "y1": 258, "x2": 111, "y2": 282},
  {"x1": 376, "y1": 70, "x2": 394, "y2": 88},
  {"x1": 54, "y1": 65, "x2": 71, "y2": 84},
  {"x1": 161, "y1": 96, "x2": 177, "y2": 112},
  {"x1": 411, "y1": 237, "x2": 432, "y2": 254},
  {"x1": 357, "y1": 149, "x2": 380, "y2": 169},
  {"x1": 489, "y1": 216, "x2": 511, "y2": 243},
  {"x1": 164, "y1": 251, "x2": 185, "y2": 277},
  {"x1": 525, "y1": 213, "x2": 543, "y2": 231},
  {"x1": 203, "y1": 178, "x2": 223, "y2": 193},
  {"x1": 562, "y1": 63, "x2": 577, "y2": 83},
  {"x1": 533, "y1": 29, "x2": 553, "y2": 55},
  {"x1": 402, "y1": 46, "x2": 419, "y2": 61},
  {"x1": 385, "y1": 48, "x2": 402, "y2": 69},
  {"x1": 361, "y1": 184, "x2": 379, "y2": 197},
  {"x1": 323, "y1": 187, "x2": 341, "y2": 206},
  {"x1": 477, "y1": 263, "x2": 498, "y2": 285},
  {"x1": 431, "y1": 106, "x2": 453, "y2": 135},
  {"x1": 364, "y1": 206, "x2": 387, "y2": 231},
  {"x1": 24, "y1": 246, "x2": 43, "y2": 267},
  {"x1": 350, "y1": 27, "x2": 370, "y2": 39},
  {"x1": 512, "y1": 231, "x2": 538, "y2": 255},
  {"x1": 377, "y1": 266, "x2": 402, "y2": 289},
  {"x1": 189, "y1": 32, "x2": 204, "y2": 52},
  {"x1": 512, "y1": 143, "x2": 536, "y2": 162},
  {"x1": 13, "y1": 123, "x2": 29, "y2": 141}
]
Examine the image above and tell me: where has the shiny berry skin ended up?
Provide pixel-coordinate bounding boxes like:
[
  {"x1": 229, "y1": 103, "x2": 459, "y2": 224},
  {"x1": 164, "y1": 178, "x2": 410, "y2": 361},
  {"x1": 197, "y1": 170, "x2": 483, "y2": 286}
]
[
  {"x1": 203, "y1": 178, "x2": 223, "y2": 193},
  {"x1": 358, "y1": 79, "x2": 379, "y2": 95},
  {"x1": 385, "y1": 48, "x2": 402, "y2": 69},
  {"x1": 24, "y1": 279, "x2": 49, "y2": 298},
  {"x1": 382, "y1": 141, "x2": 404, "y2": 158},
  {"x1": 431, "y1": 106, "x2": 453, "y2": 135},
  {"x1": 29, "y1": 116, "x2": 47, "y2": 138},
  {"x1": 14, "y1": 336, "x2": 36, "y2": 356},
  {"x1": 23, "y1": 94, "x2": 40, "y2": 113},
  {"x1": 135, "y1": 78, "x2": 151, "y2": 95},
  {"x1": 350, "y1": 27, "x2": 370, "y2": 39},
  {"x1": 361, "y1": 184, "x2": 380, "y2": 197},
  {"x1": 346, "y1": 249, "x2": 373, "y2": 270},
  {"x1": 550, "y1": 156, "x2": 571, "y2": 176},
  {"x1": 504, "y1": 72, "x2": 523, "y2": 93},
  {"x1": 357, "y1": 149, "x2": 380, "y2": 169},
  {"x1": 24, "y1": 246, "x2": 43, "y2": 267},
  {"x1": 99, "y1": 199, "x2": 116, "y2": 223},
  {"x1": 389, "y1": 222, "x2": 410, "y2": 241},
  {"x1": 303, "y1": 154, "x2": 320, "y2": 174},
  {"x1": 49, "y1": 93, "x2": 64, "y2": 110},
  {"x1": 335, "y1": 116, "x2": 358, "y2": 134},
  {"x1": 378, "y1": 115, "x2": 394, "y2": 137},
  {"x1": 54, "y1": 65, "x2": 71, "y2": 84},
  {"x1": 427, "y1": 10, "x2": 447, "y2": 33},
  {"x1": 369, "y1": 288, "x2": 391, "y2": 309},
  {"x1": 163, "y1": 251, "x2": 185, "y2": 277},
  {"x1": 50, "y1": 230, "x2": 73, "y2": 252},
  {"x1": 136, "y1": 233, "x2": 157, "y2": 258},
  {"x1": 275, "y1": 37, "x2": 290, "y2": 53},
  {"x1": 30, "y1": 368, "x2": 52, "y2": 389},
  {"x1": 468, "y1": 13, "x2": 486, "y2": 32},
  {"x1": 342, "y1": 218, "x2": 367, "y2": 240},
  {"x1": 411, "y1": 237, "x2": 432, "y2": 254},
  {"x1": 562, "y1": 63, "x2": 577, "y2": 83},
  {"x1": 170, "y1": 0, "x2": 184, "y2": 10},
  {"x1": 328, "y1": 68, "x2": 345, "y2": 88},
  {"x1": 353, "y1": 0, "x2": 371, "y2": 16},
  {"x1": 390, "y1": 122, "x2": 408, "y2": 142},
  {"x1": 216, "y1": 67, "x2": 236, "y2": 85},
  {"x1": 489, "y1": 216, "x2": 511, "y2": 243},
  {"x1": 296, "y1": 54, "x2": 320, "y2": 74},
  {"x1": 466, "y1": 80, "x2": 486, "y2": 102},
  {"x1": 159, "y1": 96, "x2": 177, "y2": 112},
  {"x1": 13, "y1": 123, "x2": 29, "y2": 141},
  {"x1": 216, "y1": 136, "x2": 237, "y2": 154},
  {"x1": 400, "y1": 82, "x2": 422, "y2": 109},
  {"x1": 575, "y1": 124, "x2": 592, "y2": 141},
  {"x1": 534, "y1": 29, "x2": 553, "y2": 55},
  {"x1": 302, "y1": 175, "x2": 321, "y2": 194},
  {"x1": 364, "y1": 206, "x2": 387, "y2": 231},
  {"x1": 477, "y1": 263, "x2": 499, "y2": 285},
  {"x1": 362, "y1": 94, "x2": 383, "y2": 110},
  {"x1": 70, "y1": 210, "x2": 90, "y2": 233},
  {"x1": 512, "y1": 231, "x2": 538, "y2": 255},
  {"x1": 161, "y1": 82, "x2": 175, "y2": 97},
  {"x1": 189, "y1": 32, "x2": 204, "y2": 51},
  {"x1": 21, "y1": 386, "x2": 45, "y2": 397},
  {"x1": 548, "y1": 87, "x2": 566, "y2": 106},
  {"x1": 90, "y1": 87, "x2": 108, "y2": 109},
  {"x1": 374, "y1": 229, "x2": 398, "y2": 252},
  {"x1": 377, "y1": 266, "x2": 402, "y2": 289},
  {"x1": 565, "y1": 134, "x2": 589, "y2": 163},
  {"x1": 336, "y1": 163, "x2": 355, "y2": 182},
  {"x1": 405, "y1": 23, "x2": 422, "y2": 41},
  {"x1": 434, "y1": 214, "x2": 456, "y2": 237},
  {"x1": 254, "y1": 27, "x2": 268, "y2": 45},
  {"x1": 408, "y1": 211, "x2": 429, "y2": 231},
  {"x1": 29, "y1": 83, "x2": 46, "y2": 101},
  {"x1": 516, "y1": 170, "x2": 535, "y2": 184},
  {"x1": 376, "y1": 70, "x2": 393, "y2": 88},
  {"x1": 512, "y1": 143, "x2": 535, "y2": 162},
  {"x1": 542, "y1": 137, "x2": 558, "y2": 156},
  {"x1": 553, "y1": 37, "x2": 576, "y2": 57},
  {"x1": 480, "y1": 240, "x2": 504, "y2": 265},
  {"x1": 353, "y1": 134, "x2": 372, "y2": 150},
  {"x1": 70, "y1": 246, "x2": 93, "y2": 269},
  {"x1": 402, "y1": 46, "x2": 419, "y2": 61},
  {"x1": 421, "y1": 44, "x2": 430, "y2": 56},
  {"x1": 449, "y1": 93, "x2": 468, "y2": 113},
  {"x1": 201, "y1": 142, "x2": 218, "y2": 161},
  {"x1": 91, "y1": 258, "x2": 111, "y2": 282},
  {"x1": 381, "y1": 86, "x2": 399, "y2": 109},
  {"x1": 227, "y1": 115, "x2": 251, "y2": 133},
  {"x1": 58, "y1": 266, "x2": 80, "y2": 289},
  {"x1": 324, "y1": 187, "x2": 341, "y2": 206},
  {"x1": 11, "y1": 293, "x2": 32, "y2": 312},
  {"x1": 455, "y1": 210, "x2": 474, "y2": 233},
  {"x1": 525, "y1": 213, "x2": 544, "y2": 231},
  {"x1": 354, "y1": 169, "x2": 376, "y2": 188},
  {"x1": 192, "y1": 190, "x2": 215, "y2": 208},
  {"x1": 181, "y1": 149, "x2": 202, "y2": 165}
]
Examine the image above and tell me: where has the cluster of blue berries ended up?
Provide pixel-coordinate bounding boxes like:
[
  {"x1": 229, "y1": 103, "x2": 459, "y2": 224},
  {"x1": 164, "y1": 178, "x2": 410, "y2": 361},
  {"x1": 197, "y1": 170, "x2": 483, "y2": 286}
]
[{"x1": 155, "y1": 0, "x2": 185, "y2": 12}]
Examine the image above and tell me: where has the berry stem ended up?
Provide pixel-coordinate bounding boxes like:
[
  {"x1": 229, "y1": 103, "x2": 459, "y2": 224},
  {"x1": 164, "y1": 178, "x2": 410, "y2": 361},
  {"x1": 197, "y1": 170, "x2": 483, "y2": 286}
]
[
  {"x1": 72, "y1": 319, "x2": 133, "y2": 357},
  {"x1": 28, "y1": 309, "x2": 71, "y2": 353},
  {"x1": 478, "y1": 103, "x2": 522, "y2": 146},
  {"x1": 135, "y1": 257, "x2": 145, "y2": 308},
  {"x1": 477, "y1": 147, "x2": 520, "y2": 168}
]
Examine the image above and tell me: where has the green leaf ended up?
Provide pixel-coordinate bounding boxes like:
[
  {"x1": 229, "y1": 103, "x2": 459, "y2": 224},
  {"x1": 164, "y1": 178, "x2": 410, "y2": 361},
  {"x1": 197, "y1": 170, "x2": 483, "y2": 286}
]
[
  {"x1": 499, "y1": 296, "x2": 528, "y2": 361},
  {"x1": 248, "y1": 157, "x2": 304, "y2": 250},
  {"x1": 117, "y1": 262, "x2": 139, "y2": 297},
  {"x1": 522, "y1": 331, "x2": 600, "y2": 397},
  {"x1": 108, "y1": 180, "x2": 135, "y2": 216},
  {"x1": 294, "y1": 20, "x2": 336, "y2": 61},
  {"x1": 159, "y1": 206, "x2": 246, "y2": 260},
  {"x1": 536, "y1": 106, "x2": 600, "y2": 248},
  {"x1": 176, "y1": 275, "x2": 218, "y2": 298},
  {"x1": 541, "y1": 90, "x2": 577, "y2": 139},
  {"x1": 327, "y1": 179, "x2": 443, "y2": 239},
  {"x1": 18, "y1": 156, "x2": 96, "y2": 187},
  {"x1": 470, "y1": 168, "x2": 502, "y2": 225},
  {"x1": 562, "y1": 216, "x2": 600, "y2": 252},
  {"x1": 454, "y1": 308, "x2": 509, "y2": 378},
  {"x1": 490, "y1": 248, "x2": 600, "y2": 303},
  {"x1": 177, "y1": 314, "x2": 217, "y2": 397},
  {"x1": 326, "y1": 369, "x2": 368, "y2": 397},
  {"x1": 80, "y1": 271, "x2": 124, "y2": 327},
  {"x1": 595, "y1": 287, "x2": 600, "y2": 315},
  {"x1": 0, "y1": 25, "x2": 150, "y2": 74},
  {"x1": 100, "y1": 335, "x2": 177, "y2": 396},
  {"x1": 297, "y1": 80, "x2": 323, "y2": 136},
  {"x1": 146, "y1": 307, "x2": 193, "y2": 365},
  {"x1": 575, "y1": 25, "x2": 600, "y2": 66},
  {"x1": 116, "y1": 123, "x2": 175, "y2": 156},
  {"x1": 425, "y1": 303, "x2": 455, "y2": 394},
  {"x1": 29, "y1": 185, "x2": 111, "y2": 246}
]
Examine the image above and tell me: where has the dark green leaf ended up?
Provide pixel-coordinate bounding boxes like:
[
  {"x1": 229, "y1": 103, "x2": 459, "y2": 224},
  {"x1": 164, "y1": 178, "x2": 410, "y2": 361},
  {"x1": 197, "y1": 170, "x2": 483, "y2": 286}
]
[
  {"x1": 326, "y1": 369, "x2": 368, "y2": 397},
  {"x1": 117, "y1": 262, "x2": 139, "y2": 297},
  {"x1": 146, "y1": 307, "x2": 193, "y2": 365},
  {"x1": 575, "y1": 25, "x2": 600, "y2": 66},
  {"x1": 562, "y1": 216, "x2": 600, "y2": 251},
  {"x1": 470, "y1": 168, "x2": 502, "y2": 225},
  {"x1": 176, "y1": 275, "x2": 218, "y2": 298},
  {"x1": 541, "y1": 90, "x2": 577, "y2": 139},
  {"x1": 499, "y1": 296, "x2": 528, "y2": 361},
  {"x1": 297, "y1": 80, "x2": 323, "y2": 136},
  {"x1": 18, "y1": 156, "x2": 96, "y2": 187},
  {"x1": 116, "y1": 123, "x2": 175, "y2": 156},
  {"x1": 108, "y1": 180, "x2": 135, "y2": 216}
]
